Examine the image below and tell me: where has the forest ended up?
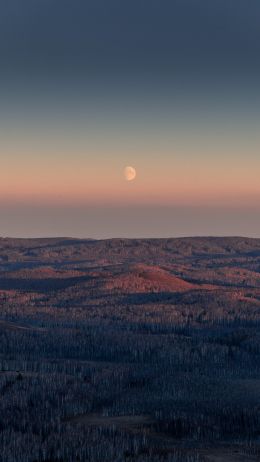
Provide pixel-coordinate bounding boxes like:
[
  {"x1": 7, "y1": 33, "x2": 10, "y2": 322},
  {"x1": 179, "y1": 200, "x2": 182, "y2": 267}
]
[{"x1": 0, "y1": 236, "x2": 260, "y2": 461}]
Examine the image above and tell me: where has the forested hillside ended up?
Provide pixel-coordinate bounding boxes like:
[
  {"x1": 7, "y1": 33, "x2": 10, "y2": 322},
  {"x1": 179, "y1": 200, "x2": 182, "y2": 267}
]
[{"x1": 0, "y1": 237, "x2": 260, "y2": 461}]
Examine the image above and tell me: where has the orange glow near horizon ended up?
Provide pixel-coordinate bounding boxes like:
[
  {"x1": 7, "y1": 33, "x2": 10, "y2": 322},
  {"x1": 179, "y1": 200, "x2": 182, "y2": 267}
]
[
  {"x1": 1, "y1": 130, "x2": 260, "y2": 207},
  {"x1": 1, "y1": 154, "x2": 260, "y2": 207}
]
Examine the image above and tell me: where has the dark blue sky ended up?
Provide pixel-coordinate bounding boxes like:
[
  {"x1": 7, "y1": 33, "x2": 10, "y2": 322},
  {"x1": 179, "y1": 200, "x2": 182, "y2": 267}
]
[
  {"x1": 1, "y1": 1, "x2": 260, "y2": 238},
  {"x1": 1, "y1": 0, "x2": 260, "y2": 83}
]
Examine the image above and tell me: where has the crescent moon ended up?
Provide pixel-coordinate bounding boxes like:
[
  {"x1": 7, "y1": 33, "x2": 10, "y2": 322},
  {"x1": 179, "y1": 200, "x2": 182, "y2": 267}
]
[{"x1": 124, "y1": 166, "x2": 136, "y2": 181}]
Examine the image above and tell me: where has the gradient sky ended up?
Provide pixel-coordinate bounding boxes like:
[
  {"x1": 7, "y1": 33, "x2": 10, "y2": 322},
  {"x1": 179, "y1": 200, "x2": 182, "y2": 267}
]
[{"x1": 1, "y1": 1, "x2": 260, "y2": 237}]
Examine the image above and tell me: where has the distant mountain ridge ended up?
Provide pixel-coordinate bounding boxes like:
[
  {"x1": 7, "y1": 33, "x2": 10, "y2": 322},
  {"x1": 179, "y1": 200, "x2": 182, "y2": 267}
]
[{"x1": 1, "y1": 236, "x2": 260, "y2": 264}]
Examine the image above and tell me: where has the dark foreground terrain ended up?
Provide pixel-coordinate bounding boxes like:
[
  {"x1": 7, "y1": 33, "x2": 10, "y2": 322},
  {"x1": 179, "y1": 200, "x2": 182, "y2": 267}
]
[{"x1": 0, "y1": 236, "x2": 260, "y2": 461}]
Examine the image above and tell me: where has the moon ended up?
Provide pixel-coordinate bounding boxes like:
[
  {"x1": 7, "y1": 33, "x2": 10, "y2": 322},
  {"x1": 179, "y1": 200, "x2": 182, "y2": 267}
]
[{"x1": 124, "y1": 166, "x2": 136, "y2": 181}]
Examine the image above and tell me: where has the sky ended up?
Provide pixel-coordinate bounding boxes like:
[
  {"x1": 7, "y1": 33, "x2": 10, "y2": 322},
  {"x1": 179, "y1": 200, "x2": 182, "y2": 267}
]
[{"x1": 1, "y1": 0, "x2": 260, "y2": 238}]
